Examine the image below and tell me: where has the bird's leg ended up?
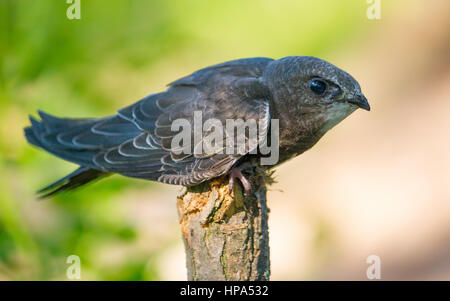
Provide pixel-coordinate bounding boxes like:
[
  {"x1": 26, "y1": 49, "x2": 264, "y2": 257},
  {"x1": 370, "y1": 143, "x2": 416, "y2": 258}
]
[{"x1": 229, "y1": 162, "x2": 253, "y2": 196}]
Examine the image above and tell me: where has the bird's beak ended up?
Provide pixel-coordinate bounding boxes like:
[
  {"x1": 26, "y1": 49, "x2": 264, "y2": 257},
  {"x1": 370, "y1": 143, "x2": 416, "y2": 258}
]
[{"x1": 347, "y1": 93, "x2": 370, "y2": 111}]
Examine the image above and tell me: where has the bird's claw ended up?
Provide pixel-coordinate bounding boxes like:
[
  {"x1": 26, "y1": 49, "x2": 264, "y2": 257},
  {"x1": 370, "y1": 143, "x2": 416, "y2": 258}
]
[{"x1": 229, "y1": 164, "x2": 253, "y2": 196}]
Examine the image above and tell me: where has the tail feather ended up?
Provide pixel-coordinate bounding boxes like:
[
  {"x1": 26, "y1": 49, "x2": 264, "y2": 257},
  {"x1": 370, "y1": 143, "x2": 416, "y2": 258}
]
[
  {"x1": 37, "y1": 167, "x2": 110, "y2": 198},
  {"x1": 24, "y1": 114, "x2": 99, "y2": 167},
  {"x1": 24, "y1": 111, "x2": 110, "y2": 198},
  {"x1": 24, "y1": 125, "x2": 43, "y2": 148},
  {"x1": 37, "y1": 110, "x2": 99, "y2": 131}
]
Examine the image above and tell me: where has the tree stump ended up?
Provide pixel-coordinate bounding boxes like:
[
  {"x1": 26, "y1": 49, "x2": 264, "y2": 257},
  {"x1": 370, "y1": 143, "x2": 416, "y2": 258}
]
[{"x1": 176, "y1": 163, "x2": 271, "y2": 280}]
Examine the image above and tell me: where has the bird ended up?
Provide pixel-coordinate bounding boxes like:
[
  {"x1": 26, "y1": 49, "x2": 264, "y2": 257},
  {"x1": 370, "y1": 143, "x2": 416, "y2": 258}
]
[{"x1": 24, "y1": 56, "x2": 370, "y2": 197}]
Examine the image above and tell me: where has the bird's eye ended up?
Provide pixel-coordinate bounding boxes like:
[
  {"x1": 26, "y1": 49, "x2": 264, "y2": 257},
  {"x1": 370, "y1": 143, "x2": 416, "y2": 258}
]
[{"x1": 309, "y1": 79, "x2": 327, "y2": 95}]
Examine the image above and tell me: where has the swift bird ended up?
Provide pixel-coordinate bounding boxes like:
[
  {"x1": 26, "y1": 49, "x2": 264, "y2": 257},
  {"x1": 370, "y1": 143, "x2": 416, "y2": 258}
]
[{"x1": 24, "y1": 56, "x2": 370, "y2": 197}]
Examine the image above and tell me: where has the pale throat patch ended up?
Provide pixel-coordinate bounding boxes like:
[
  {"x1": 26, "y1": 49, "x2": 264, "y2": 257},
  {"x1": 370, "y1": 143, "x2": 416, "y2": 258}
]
[{"x1": 320, "y1": 103, "x2": 357, "y2": 133}]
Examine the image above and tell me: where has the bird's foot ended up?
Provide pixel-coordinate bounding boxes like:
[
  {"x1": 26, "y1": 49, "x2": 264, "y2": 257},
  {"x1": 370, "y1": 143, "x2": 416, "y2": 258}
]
[{"x1": 229, "y1": 163, "x2": 253, "y2": 196}]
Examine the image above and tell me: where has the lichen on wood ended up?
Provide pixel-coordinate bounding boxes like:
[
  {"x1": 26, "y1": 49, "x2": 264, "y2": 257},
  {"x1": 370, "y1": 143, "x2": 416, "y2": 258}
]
[{"x1": 176, "y1": 163, "x2": 272, "y2": 280}]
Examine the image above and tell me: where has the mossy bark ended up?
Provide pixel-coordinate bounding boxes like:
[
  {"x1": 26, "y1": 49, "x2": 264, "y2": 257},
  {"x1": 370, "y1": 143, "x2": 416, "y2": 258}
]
[{"x1": 176, "y1": 165, "x2": 271, "y2": 280}]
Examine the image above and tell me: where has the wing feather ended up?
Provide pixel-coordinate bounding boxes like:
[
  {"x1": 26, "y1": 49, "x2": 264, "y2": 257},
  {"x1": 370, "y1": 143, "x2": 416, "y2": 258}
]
[{"x1": 28, "y1": 57, "x2": 274, "y2": 187}]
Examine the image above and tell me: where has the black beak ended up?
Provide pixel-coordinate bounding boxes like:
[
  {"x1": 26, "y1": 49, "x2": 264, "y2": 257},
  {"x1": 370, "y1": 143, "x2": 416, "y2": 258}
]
[{"x1": 348, "y1": 94, "x2": 370, "y2": 111}]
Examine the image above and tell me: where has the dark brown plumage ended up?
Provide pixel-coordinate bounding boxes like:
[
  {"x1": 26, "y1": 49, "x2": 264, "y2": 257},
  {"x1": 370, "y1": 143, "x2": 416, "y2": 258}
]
[{"x1": 24, "y1": 56, "x2": 369, "y2": 197}]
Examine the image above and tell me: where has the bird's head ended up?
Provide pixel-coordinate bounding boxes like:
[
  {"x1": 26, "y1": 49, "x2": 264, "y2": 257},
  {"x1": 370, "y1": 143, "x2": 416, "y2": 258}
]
[{"x1": 262, "y1": 56, "x2": 370, "y2": 132}]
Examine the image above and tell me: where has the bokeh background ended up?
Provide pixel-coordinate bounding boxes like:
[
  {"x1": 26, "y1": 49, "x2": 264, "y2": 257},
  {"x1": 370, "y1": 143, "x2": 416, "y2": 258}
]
[{"x1": 0, "y1": 0, "x2": 449, "y2": 280}]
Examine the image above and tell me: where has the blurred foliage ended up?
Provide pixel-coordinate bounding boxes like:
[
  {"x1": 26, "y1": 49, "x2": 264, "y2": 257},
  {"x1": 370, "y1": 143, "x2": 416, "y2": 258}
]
[{"x1": 0, "y1": 0, "x2": 379, "y2": 280}]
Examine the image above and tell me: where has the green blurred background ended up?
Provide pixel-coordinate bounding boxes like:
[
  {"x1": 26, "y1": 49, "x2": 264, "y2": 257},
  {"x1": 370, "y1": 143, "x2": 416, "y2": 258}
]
[{"x1": 1, "y1": 0, "x2": 449, "y2": 280}]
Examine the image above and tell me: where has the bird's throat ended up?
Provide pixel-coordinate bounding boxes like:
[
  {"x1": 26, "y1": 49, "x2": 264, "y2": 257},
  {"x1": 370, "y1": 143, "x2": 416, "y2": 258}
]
[{"x1": 318, "y1": 103, "x2": 357, "y2": 135}]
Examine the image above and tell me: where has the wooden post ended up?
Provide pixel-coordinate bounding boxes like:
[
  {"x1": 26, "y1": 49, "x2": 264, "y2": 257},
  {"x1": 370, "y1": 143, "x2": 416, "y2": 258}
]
[{"x1": 176, "y1": 163, "x2": 271, "y2": 280}]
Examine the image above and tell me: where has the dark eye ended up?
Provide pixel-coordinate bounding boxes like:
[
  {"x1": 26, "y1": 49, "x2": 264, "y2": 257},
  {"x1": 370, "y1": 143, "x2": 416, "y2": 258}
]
[{"x1": 309, "y1": 79, "x2": 327, "y2": 95}]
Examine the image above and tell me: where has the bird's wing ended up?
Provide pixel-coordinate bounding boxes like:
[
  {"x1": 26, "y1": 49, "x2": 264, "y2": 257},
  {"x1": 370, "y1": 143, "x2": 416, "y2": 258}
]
[
  {"x1": 98, "y1": 58, "x2": 273, "y2": 186},
  {"x1": 30, "y1": 58, "x2": 274, "y2": 186}
]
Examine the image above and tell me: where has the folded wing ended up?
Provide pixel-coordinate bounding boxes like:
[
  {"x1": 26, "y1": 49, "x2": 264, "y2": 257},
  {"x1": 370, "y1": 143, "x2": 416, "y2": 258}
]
[{"x1": 25, "y1": 57, "x2": 274, "y2": 188}]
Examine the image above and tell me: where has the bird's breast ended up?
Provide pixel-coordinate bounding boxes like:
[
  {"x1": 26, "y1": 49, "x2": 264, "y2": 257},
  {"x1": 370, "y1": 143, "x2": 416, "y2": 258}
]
[{"x1": 274, "y1": 103, "x2": 356, "y2": 165}]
